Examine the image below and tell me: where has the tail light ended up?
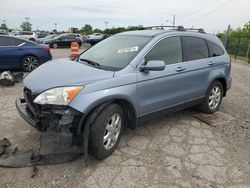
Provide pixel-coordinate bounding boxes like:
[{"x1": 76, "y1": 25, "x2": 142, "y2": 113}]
[{"x1": 42, "y1": 47, "x2": 50, "y2": 53}]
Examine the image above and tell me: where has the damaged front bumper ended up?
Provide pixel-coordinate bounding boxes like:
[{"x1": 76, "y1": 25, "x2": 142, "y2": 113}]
[{"x1": 15, "y1": 94, "x2": 83, "y2": 134}]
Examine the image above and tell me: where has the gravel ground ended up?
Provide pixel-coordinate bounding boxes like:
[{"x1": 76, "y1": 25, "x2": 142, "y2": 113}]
[
  {"x1": 0, "y1": 53, "x2": 249, "y2": 188},
  {"x1": 218, "y1": 61, "x2": 250, "y2": 163}
]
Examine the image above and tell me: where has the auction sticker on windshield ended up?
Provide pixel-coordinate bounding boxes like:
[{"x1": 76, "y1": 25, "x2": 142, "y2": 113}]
[{"x1": 117, "y1": 46, "x2": 139, "y2": 54}]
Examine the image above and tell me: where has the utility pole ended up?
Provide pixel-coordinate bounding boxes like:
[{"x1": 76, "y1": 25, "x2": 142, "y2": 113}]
[
  {"x1": 173, "y1": 14, "x2": 175, "y2": 28},
  {"x1": 166, "y1": 14, "x2": 176, "y2": 28},
  {"x1": 104, "y1": 21, "x2": 108, "y2": 29},
  {"x1": 224, "y1": 25, "x2": 230, "y2": 49},
  {"x1": 24, "y1": 17, "x2": 29, "y2": 31},
  {"x1": 54, "y1": 23, "x2": 57, "y2": 31}
]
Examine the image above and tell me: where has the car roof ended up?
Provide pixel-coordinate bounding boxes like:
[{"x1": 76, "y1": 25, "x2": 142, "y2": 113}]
[
  {"x1": 0, "y1": 34, "x2": 38, "y2": 45},
  {"x1": 117, "y1": 30, "x2": 166, "y2": 37},
  {"x1": 116, "y1": 29, "x2": 223, "y2": 48}
]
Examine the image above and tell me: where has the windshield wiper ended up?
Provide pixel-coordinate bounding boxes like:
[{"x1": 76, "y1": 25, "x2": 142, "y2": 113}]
[{"x1": 79, "y1": 58, "x2": 101, "y2": 68}]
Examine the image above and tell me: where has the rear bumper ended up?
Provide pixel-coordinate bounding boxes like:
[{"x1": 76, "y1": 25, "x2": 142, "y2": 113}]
[{"x1": 15, "y1": 97, "x2": 44, "y2": 131}]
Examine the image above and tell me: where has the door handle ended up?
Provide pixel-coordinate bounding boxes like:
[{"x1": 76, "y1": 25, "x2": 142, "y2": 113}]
[
  {"x1": 176, "y1": 67, "x2": 186, "y2": 72},
  {"x1": 208, "y1": 61, "x2": 215, "y2": 65}
]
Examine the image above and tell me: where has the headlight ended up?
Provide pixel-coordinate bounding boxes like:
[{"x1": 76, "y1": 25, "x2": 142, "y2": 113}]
[{"x1": 34, "y1": 86, "x2": 83, "y2": 105}]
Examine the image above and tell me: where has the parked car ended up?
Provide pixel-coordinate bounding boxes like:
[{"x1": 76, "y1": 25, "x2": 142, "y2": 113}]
[
  {"x1": 37, "y1": 34, "x2": 57, "y2": 44},
  {"x1": 72, "y1": 33, "x2": 83, "y2": 42},
  {"x1": 44, "y1": 34, "x2": 82, "y2": 48},
  {"x1": 0, "y1": 35, "x2": 52, "y2": 71},
  {"x1": 0, "y1": 31, "x2": 8, "y2": 35},
  {"x1": 16, "y1": 27, "x2": 231, "y2": 159},
  {"x1": 15, "y1": 31, "x2": 38, "y2": 42},
  {"x1": 37, "y1": 33, "x2": 48, "y2": 38},
  {"x1": 86, "y1": 33, "x2": 109, "y2": 45}
]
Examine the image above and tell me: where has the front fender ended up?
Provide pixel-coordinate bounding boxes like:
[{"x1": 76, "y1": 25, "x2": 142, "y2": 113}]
[{"x1": 69, "y1": 82, "x2": 138, "y2": 116}]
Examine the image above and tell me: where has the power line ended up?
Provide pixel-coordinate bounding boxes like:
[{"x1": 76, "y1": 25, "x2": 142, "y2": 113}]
[
  {"x1": 181, "y1": 0, "x2": 233, "y2": 23},
  {"x1": 178, "y1": 0, "x2": 215, "y2": 18}
]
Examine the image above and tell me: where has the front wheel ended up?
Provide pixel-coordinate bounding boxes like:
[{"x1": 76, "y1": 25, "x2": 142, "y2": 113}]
[
  {"x1": 198, "y1": 81, "x2": 223, "y2": 114},
  {"x1": 89, "y1": 103, "x2": 124, "y2": 159}
]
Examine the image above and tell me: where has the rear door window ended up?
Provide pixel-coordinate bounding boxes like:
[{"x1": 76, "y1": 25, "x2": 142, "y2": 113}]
[
  {"x1": 145, "y1": 36, "x2": 183, "y2": 65},
  {"x1": 182, "y1": 36, "x2": 209, "y2": 61},
  {"x1": 206, "y1": 40, "x2": 224, "y2": 57}
]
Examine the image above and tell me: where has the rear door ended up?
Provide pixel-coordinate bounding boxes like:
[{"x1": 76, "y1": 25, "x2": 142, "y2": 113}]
[
  {"x1": 62, "y1": 35, "x2": 77, "y2": 47},
  {"x1": 0, "y1": 37, "x2": 22, "y2": 69},
  {"x1": 181, "y1": 36, "x2": 211, "y2": 104}
]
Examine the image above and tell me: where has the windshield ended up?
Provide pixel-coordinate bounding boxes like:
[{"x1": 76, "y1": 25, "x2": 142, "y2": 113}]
[{"x1": 79, "y1": 35, "x2": 152, "y2": 70}]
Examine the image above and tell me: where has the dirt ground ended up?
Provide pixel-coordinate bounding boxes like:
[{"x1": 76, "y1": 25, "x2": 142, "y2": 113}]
[{"x1": 0, "y1": 50, "x2": 249, "y2": 188}]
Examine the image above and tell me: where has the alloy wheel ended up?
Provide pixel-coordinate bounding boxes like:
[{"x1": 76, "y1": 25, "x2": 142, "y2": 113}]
[
  {"x1": 208, "y1": 86, "x2": 221, "y2": 110},
  {"x1": 23, "y1": 56, "x2": 39, "y2": 71},
  {"x1": 103, "y1": 113, "x2": 122, "y2": 150}
]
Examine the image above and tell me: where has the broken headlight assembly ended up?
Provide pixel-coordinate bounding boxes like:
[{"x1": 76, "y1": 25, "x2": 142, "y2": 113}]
[{"x1": 33, "y1": 86, "x2": 83, "y2": 105}]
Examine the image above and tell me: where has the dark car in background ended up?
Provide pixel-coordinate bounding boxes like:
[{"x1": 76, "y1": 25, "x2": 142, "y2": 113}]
[
  {"x1": 37, "y1": 34, "x2": 58, "y2": 44},
  {"x1": 0, "y1": 35, "x2": 52, "y2": 72},
  {"x1": 44, "y1": 34, "x2": 82, "y2": 48}
]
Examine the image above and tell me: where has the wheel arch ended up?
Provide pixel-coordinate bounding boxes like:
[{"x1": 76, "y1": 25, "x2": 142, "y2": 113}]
[
  {"x1": 213, "y1": 77, "x2": 227, "y2": 96},
  {"x1": 78, "y1": 97, "x2": 137, "y2": 134}
]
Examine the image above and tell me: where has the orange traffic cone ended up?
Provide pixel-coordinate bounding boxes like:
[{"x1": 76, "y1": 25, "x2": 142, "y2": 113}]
[{"x1": 70, "y1": 42, "x2": 79, "y2": 57}]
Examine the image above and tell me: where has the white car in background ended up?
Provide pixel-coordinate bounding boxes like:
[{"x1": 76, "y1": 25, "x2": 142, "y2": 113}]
[
  {"x1": 15, "y1": 31, "x2": 38, "y2": 42},
  {"x1": 72, "y1": 33, "x2": 83, "y2": 43}
]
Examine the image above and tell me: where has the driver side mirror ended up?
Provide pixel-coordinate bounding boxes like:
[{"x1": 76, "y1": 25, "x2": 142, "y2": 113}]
[{"x1": 140, "y1": 60, "x2": 165, "y2": 72}]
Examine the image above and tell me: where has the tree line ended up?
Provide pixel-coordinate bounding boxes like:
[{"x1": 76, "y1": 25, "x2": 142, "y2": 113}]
[
  {"x1": 217, "y1": 21, "x2": 250, "y2": 60},
  {"x1": 0, "y1": 20, "x2": 143, "y2": 35}
]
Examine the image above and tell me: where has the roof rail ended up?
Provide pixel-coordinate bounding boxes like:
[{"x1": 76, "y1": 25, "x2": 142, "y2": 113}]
[{"x1": 140, "y1": 25, "x2": 206, "y2": 33}]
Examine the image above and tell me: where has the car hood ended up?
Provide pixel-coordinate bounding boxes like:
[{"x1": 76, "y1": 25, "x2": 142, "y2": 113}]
[{"x1": 23, "y1": 59, "x2": 114, "y2": 94}]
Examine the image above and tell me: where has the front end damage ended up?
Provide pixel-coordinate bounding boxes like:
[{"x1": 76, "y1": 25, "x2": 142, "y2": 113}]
[
  {"x1": 13, "y1": 87, "x2": 92, "y2": 167},
  {"x1": 16, "y1": 87, "x2": 84, "y2": 144}
]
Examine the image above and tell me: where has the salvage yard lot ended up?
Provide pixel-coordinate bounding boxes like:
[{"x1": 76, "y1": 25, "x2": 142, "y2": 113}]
[{"x1": 0, "y1": 49, "x2": 249, "y2": 188}]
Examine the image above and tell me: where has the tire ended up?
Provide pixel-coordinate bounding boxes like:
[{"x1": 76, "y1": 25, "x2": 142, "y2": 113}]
[
  {"x1": 198, "y1": 81, "x2": 224, "y2": 114},
  {"x1": 29, "y1": 38, "x2": 35, "y2": 42},
  {"x1": 89, "y1": 103, "x2": 124, "y2": 159},
  {"x1": 52, "y1": 43, "x2": 58, "y2": 49},
  {"x1": 22, "y1": 55, "x2": 40, "y2": 72}
]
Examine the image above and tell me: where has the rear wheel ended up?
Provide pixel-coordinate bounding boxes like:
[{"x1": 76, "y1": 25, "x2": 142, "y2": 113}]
[
  {"x1": 198, "y1": 81, "x2": 223, "y2": 114},
  {"x1": 22, "y1": 55, "x2": 39, "y2": 72},
  {"x1": 89, "y1": 103, "x2": 124, "y2": 159},
  {"x1": 52, "y1": 43, "x2": 58, "y2": 49}
]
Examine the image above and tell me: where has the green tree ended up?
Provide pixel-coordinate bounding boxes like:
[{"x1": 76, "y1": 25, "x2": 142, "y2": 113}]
[
  {"x1": 80, "y1": 24, "x2": 93, "y2": 35},
  {"x1": 20, "y1": 21, "x2": 32, "y2": 31},
  {"x1": 93, "y1": 28, "x2": 103, "y2": 33},
  {"x1": 0, "y1": 23, "x2": 8, "y2": 30}
]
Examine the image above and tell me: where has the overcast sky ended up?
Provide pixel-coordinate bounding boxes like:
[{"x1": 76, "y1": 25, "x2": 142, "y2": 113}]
[{"x1": 0, "y1": 0, "x2": 249, "y2": 33}]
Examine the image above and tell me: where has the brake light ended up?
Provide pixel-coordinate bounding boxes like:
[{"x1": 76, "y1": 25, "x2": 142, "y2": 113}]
[{"x1": 43, "y1": 47, "x2": 50, "y2": 53}]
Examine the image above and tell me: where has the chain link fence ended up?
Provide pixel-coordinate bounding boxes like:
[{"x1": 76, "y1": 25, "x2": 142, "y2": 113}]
[{"x1": 219, "y1": 34, "x2": 250, "y2": 63}]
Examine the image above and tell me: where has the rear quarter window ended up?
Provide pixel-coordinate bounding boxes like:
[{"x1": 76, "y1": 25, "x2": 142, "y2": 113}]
[
  {"x1": 206, "y1": 40, "x2": 224, "y2": 57},
  {"x1": 182, "y1": 36, "x2": 209, "y2": 61}
]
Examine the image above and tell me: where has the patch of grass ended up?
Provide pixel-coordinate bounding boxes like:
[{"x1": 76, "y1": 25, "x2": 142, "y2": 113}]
[{"x1": 230, "y1": 54, "x2": 249, "y2": 62}]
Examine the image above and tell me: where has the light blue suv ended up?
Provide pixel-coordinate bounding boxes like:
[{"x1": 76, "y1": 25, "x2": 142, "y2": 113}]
[{"x1": 16, "y1": 26, "x2": 232, "y2": 159}]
